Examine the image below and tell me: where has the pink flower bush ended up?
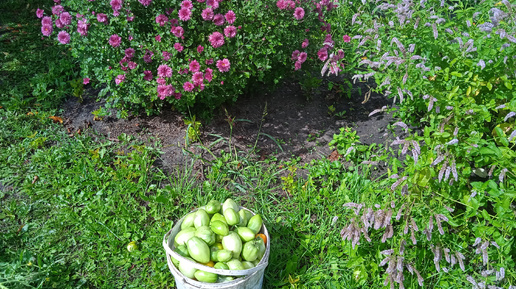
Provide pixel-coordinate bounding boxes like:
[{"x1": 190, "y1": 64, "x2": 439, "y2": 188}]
[
  {"x1": 216, "y1": 58, "x2": 230, "y2": 72},
  {"x1": 206, "y1": 58, "x2": 214, "y2": 65},
  {"x1": 128, "y1": 61, "x2": 137, "y2": 69},
  {"x1": 294, "y1": 61, "x2": 302, "y2": 70},
  {"x1": 57, "y1": 31, "x2": 70, "y2": 44},
  {"x1": 42, "y1": 16, "x2": 52, "y2": 26},
  {"x1": 55, "y1": 19, "x2": 65, "y2": 29},
  {"x1": 183, "y1": 82, "x2": 194, "y2": 92},
  {"x1": 178, "y1": 8, "x2": 191, "y2": 21},
  {"x1": 83, "y1": 78, "x2": 90, "y2": 85},
  {"x1": 143, "y1": 50, "x2": 154, "y2": 63},
  {"x1": 208, "y1": 32, "x2": 224, "y2": 48},
  {"x1": 156, "y1": 14, "x2": 168, "y2": 26},
  {"x1": 342, "y1": 34, "x2": 351, "y2": 43},
  {"x1": 157, "y1": 84, "x2": 173, "y2": 99},
  {"x1": 294, "y1": 7, "x2": 305, "y2": 20},
  {"x1": 155, "y1": 35, "x2": 162, "y2": 42},
  {"x1": 77, "y1": 19, "x2": 89, "y2": 36},
  {"x1": 206, "y1": 0, "x2": 219, "y2": 9},
  {"x1": 189, "y1": 60, "x2": 200, "y2": 73},
  {"x1": 115, "y1": 74, "x2": 125, "y2": 85},
  {"x1": 201, "y1": 8, "x2": 214, "y2": 20},
  {"x1": 109, "y1": 34, "x2": 122, "y2": 47},
  {"x1": 156, "y1": 77, "x2": 166, "y2": 84},
  {"x1": 213, "y1": 14, "x2": 224, "y2": 26},
  {"x1": 224, "y1": 26, "x2": 237, "y2": 38},
  {"x1": 197, "y1": 45, "x2": 204, "y2": 54},
  {"x1": 225, "y1": 10, "x2": 236, "y2": 24},
  {"x1": 158, "y1": 64, "x2": 172, "y2": 78},
  {"x1": 36, "y1": 8, "x2": 44, "y2": 18}
]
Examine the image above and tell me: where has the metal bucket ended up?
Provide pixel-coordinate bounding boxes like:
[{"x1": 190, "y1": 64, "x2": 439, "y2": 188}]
[{"x1": 163, "y1": 207, "x2": 270, "y2": 289}]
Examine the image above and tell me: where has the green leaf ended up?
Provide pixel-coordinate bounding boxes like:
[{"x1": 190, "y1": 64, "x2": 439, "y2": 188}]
[{"x1": 504, "y1": 81, "x2": 512, "y2": 90}]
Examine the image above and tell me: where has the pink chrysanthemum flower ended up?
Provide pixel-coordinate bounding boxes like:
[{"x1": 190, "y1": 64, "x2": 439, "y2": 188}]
[
  {"x1": 298, "y1": 52, "x2": 307, "y2": 63},
  {"x1": 41, "y1": 24, "x2": 53, "y2": 37},
  {"x1": 52, "y1": 5, "x2": 63, "y2": 15},
  {"x1": 178, "y1": 8, "x2": 191, "y2": 21},
  {"x1": 337, "y1": 49, "x2": 344, "y2": 59},
  {"x1": 216, "y1": 58, "x2": 230, "y2": 72},
  {"x1": 170, "y1": 18, "x2": 179, "y2": 25},
  {"x1": 83, "y1": 78, "x2": 90, "y2": 85},
  {"x1": 128, "y1": 61, "x2": 137, "y2": 69},
  {"x1": 55, "y1": 19, "x2": 64, "y2": 29},
  {"x1": 294, "y1": 7, "x2": 305, "y2": 20},
  {"x1": 225, "y1": 10, "x2": 236, "y2": 24},
  {"x1": 156, "y1": 14, "x2": 168, "y2": 26},
  {"x1": 157, "y1": 84, "x2": 173, "y2": 99},
  {"x1": 109, "y1": 34, "x2": 122, "y2": 47},
  {"x1": 192, "y1": 72, "x2": 204, "y2": 85},
  {"x1": 41, "y1": 16, "x2": 52, "y2": 26},
  {"x1": 36, "y1": 8, "x2": 44, "y2": 18},
  {"x1": 77, "y1": 19, "x2": 89, "y2": 36},
  {"x1": 189, "y1": 60, "x2": 200, "y2": 73},
  {"x1": 115, "y1": 74, "x2": 125, "y2": 85},
  {"x1": 156, "y1": 77, "x2": 166, "y2": 85},
  {"x1": 294, "y1": 60, "x2": 302, "y2": 70},
  {"x1": 162, "y1": 51, "x2": 171, "y2": 61},
  {"x1": 158, "y1": 64, "x2": 173, "y2": 78},
  {"x1": 165, "y1": 8, "x2": 173, "y2": 15},
  {"x1": 60, "y1": 12, "x2": 71, "y2": 25},
  {"x1": 291, "y1": 50, "x2": 300, "y2": 61},
  {"x1": 181, "y1": 0, "x2": 193, "y2": 9},
  {"x1": 317, "y1": 47, "x2": 328, "y2": 61},
  {"x1": 183, "y1": 82, "x2": 194, "y2": 92},
  {"x1": 125, "y1": 48, "x2": 135, "y2": 59},
  {"x1": 155, "y1": 35, "x2": 161, "y2": 42},
  {"x1": 172, "y1": 26, "x2": 184, "y2": 38},
  {"x1": 110, "y1": 0, "x2": 122, "y2": 11},
  {"x1": 208, "y1": 32, "x2": 224, "y2": 48},
  {"x1": 276, "y1": 0, "x2": 287, "y2": 9},
  {"x1": 174, "y1": 92, "x2": 182, "y2": 99},
  {"x1": 213, "y1": 14, "x2": 224, "y2": 26},
  {"x1": 143, "y1": 50, "x2": 153, "y2": 63},
  {"x1": 342, "y1": 34, "x2": 351, "y2": 43},
  {"x1": 224, "y1": 25, "x2": 237, "y2": 38},
  {"x1": 57, "y1": 30, "x2": 70, "y2": 44},
  {"x1": 139, "y1": 0, "x2": 152, "y2": 7},
  {"x1": 206, "y1": 0, "x2": 219, "y2": 9},
  {"x1": 206, "y1": 58, "x2": 214, "y2": 65},
  {"x1": 201, "y1": 8, "x2": 214, "y2": 20},
  {"x1": 97, "y1": 13, "x2": 107, "y2": 23},
  {"x1": 204, "y1": 68, "x2": 213, "y2": 82},
  {"x1": 197, "y1": 45, "x2": 204, "y2": 53},
  {"x1": 302, "y1": 38, "x2": 309, "y2": 48},
  {"x1": 143, "y1": 70, "x2": 153, "y2": 81},
  {"x1": 174, "y1": 43, "x2": 184, "y2": 52}
]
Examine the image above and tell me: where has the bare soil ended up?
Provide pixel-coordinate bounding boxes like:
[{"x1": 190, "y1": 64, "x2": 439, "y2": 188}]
[{"x1": 62, "y1": 76, "x2": 398, "y2": 172}]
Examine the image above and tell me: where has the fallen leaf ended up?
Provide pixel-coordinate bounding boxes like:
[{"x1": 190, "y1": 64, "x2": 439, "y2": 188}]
[
  {"x1": 328, "y1": 150, "x2": 341, "y2": 161},
  {"x1": 49, "y1": 116, "x2": 63, "y2": 123},
  {"x1": 32, "y1": 175, "x2": 39, "y2": 184}
]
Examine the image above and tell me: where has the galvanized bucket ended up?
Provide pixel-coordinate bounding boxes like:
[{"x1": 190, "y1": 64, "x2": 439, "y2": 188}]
[{"x1": 163, "y1": 207, "x2": 270, "y2": 289}]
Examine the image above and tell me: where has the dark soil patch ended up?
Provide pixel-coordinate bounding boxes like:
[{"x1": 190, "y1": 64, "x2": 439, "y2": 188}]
[{"x1": 62, "y1": 76, "x2": 400, "y2": 173}]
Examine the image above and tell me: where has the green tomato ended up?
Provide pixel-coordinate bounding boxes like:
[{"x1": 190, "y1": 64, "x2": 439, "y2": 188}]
[
  {"x1": 247, "y1": 214, "x2": 263, "y2": 234},
  {"x1": 194, "y1": 270, "x2": 218, "y2": 283},
  {"x1": 186, "y1": 237, "x2": 210, "y2": 264},
  {"x1": 224, "y1": 208, "x2": 240, "y2": 226},
  {"x1": 205, "y1": 200, "x2": 222, "y2": 215},
  {"x1": 236, "y1": 227, "x2": 256, "y2": 242},
  {"x1": 210, "y1": 220, "x2": 229, "y2": 236},
  {"x1": 194, "y1": 209, "x2": 210, "y2": 228},
  {"x1": 181, "y1": 212, "x2": 196, "y2": 229},
  {"x1": 174, "y1": 227, "x2": 196, "y2": 246}
]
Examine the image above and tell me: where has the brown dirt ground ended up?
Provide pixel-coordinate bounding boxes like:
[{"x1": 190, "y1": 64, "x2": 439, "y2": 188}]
[{"x1": 62, "y1": 75, "x2": 402, "y2": 173}]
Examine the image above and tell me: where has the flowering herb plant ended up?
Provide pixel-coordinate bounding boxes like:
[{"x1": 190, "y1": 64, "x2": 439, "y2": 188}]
[
  {"x1": 323, "y1": 0, "x2": 516, "y2": 288},
  {"x1": 37, "y1": 0, "x2": 341, "y2": 116}
]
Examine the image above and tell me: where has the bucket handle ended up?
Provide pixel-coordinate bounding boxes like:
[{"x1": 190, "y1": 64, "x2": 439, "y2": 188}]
[{"x1": 163, "y1": 229, "x2": 269, "y2": 277}]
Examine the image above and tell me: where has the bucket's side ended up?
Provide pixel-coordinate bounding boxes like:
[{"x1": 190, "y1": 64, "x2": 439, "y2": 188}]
[{"x1": 164, "y1": 206, "x2": 270, "y2": 289}]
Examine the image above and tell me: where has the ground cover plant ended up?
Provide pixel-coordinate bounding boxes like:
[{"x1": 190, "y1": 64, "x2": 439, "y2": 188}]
[{"x1": 1, "y1": 0, "x2": 516, "y2": 289}]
